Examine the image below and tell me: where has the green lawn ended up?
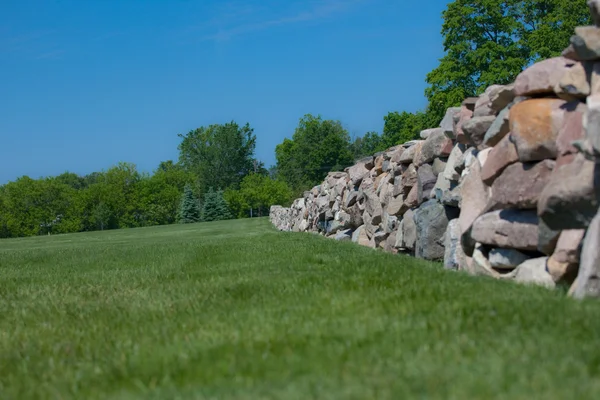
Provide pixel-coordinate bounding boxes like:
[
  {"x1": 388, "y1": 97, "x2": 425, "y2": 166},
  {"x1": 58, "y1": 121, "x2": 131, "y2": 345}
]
[{"x1": 1, "y1": 218, "x2": 600, "y2": 399}]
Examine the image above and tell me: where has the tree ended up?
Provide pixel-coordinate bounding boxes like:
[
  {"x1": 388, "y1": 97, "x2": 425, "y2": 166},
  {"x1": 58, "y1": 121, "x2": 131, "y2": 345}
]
[
  {"x1": 350, "y1": 131, "x2": 386, "y2": 159},
  {"x1": 177, "y1": 183, "x2": 201, "y2": 224},
  {"x1": 275, "y1": 114, "x2": 354, "y2": 193},
  {"x1": 381, "y1": 111, "x2": 432, "y2": 148},
  {"x1": 224, "y1": 174, "x2": 293, "y2": 218},
  {"x1": 177, "y1": 121, "x2": 257, "y2": 193},
  {"x1": 424, "y1": 0, "x2": 590, "y2": 123},
  {"x1": 201, "y1": 187, "x2": 232, "y2": 222}
]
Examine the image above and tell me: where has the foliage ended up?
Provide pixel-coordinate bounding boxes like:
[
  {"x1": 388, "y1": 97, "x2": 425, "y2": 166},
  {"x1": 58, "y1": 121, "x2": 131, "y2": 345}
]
[
  {"x1": 177, "y1": 183, "x2": 201, "y2": 224},
  {"x1": 177, "y1": 121, "x2": 257, "y2": 193},
  {"x1": 2, "y1": 219, "x2": 600, "y2": 398},
  {"x1": 382, "y1": 111, "x2": 431, "y2": 148},
  {"x1": 275, "y1": 114, "x2": 354, "y2": 193},
  {"x1": 224, "y1": 174, "x2": 293, "y2": 218},
  {"x1": 350, "y1": 131, "x2": 386, "y2": 160},
  {"x1": 201, "y1": 187, "x2": 233, "y2": 222},
  {"x1": 424, "y1": 0, "x2": 591, "y2": 123}
]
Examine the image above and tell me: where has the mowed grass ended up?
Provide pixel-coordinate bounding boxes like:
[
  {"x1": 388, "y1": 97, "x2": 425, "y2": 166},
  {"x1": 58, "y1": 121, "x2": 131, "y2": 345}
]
[{"x1": 1, "y1": 218, "x2": 600, "y2": 399}]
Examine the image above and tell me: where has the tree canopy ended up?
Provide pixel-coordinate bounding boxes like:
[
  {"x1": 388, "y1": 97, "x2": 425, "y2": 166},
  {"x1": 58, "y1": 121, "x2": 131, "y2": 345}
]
[
  {"x1": 177, "y1": 121, "x2": 257, "y2": 193},
  {"x1": 425, "y1": 0, "x2": 591, "y2": 122},
  {"x1": 275, "y1": 114, "x2": 354, "y2": 193}
]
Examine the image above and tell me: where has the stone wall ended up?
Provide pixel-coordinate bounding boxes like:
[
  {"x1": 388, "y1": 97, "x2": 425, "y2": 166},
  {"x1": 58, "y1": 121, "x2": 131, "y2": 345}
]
[{"x1": 270, "y1": 4, "x2": 600, "y2": 299}]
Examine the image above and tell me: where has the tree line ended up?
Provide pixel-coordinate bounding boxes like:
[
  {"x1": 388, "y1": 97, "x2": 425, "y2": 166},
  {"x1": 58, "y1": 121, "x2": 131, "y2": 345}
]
[{"x1": 0, "y1": 0, "x2": 588, "y2": 238}]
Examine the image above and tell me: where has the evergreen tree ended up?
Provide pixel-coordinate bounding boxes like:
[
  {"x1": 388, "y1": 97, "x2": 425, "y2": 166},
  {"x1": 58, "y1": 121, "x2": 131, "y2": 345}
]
[
  {"x1": 177, "y1": 184, "x2": 201, "y2": 223},
  {"x1": 201, "y1": 187, "x2": 233, "y2": 222}
]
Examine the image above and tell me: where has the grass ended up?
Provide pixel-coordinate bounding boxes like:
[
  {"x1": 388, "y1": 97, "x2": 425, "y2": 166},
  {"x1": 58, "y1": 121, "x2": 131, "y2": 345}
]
[{"x1": 1, "y1": 217, "x2": 600, "y2": 399}]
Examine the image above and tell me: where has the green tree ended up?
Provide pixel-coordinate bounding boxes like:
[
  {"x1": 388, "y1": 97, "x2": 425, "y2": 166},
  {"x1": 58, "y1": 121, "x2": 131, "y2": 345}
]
[
  {"x1": 382, "y1": 111, "x2": 431, "y2": 148},
  {"x1": 425, "y1": 0, "x2": 590, "y2": 123},
  {"x1": 224, "y1": 174, "x2": 292, "y2": 218},
  {"x1": 177, "y1": 121, "x2": 257, "y2": 193},
  {"x1": 275, "y1": 114, "x2": 353, "y2": 194},
  {"x1": 177, "y1": 183, "x2": 201, "y2": 224},
  {"x1": 201, "y1": 187, "x2": 232, "y2": 222},
  {"x1": 350, "y1": 131, "x2": 386, "y2": 159}
]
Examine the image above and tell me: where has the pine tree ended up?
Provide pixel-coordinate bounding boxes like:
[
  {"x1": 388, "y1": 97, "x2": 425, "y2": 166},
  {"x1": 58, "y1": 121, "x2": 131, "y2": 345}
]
[
  {"x1": 177, "y1": 183, "x2": 201, "y2": 223},
  {"x1": 201, "y1": 187, "x2": 233, "y2": 222}
]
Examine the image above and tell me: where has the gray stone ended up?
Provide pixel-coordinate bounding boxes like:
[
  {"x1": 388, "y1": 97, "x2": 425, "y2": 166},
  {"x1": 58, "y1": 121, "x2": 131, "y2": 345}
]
[
  {"x1": 570, "y1": 209, "x2": 600, "y2": 299},
  {"x1": 414, "y1": 200, "x2": 460, "y2": 261},
  {"x1": 441, "y1": 107, "x2": 461, "y2": 139},
  {"x1": 417, "y1": 164, "x2": 437, "y2": 205},
  {"x1": 443, "y1": 219, "x2": 464, "y2": 270},
  {"x1": 462, "y1": 116, "x2": 496, "y2": 146},
  {"x1": 488, "y1": 248, "x2": 531, "y2": 271},
  {"x1": 505, "y1": 257, "x2": 555, "y2": 289},
  {"x1": 538, "y1": 153, "x2": 600, "y2": 230},
  {"x1": 431, "y1": 169, "x2": 452, "y2": 200},
  {"x1": 398, "y1": 141, "x2": 424, "y2": 164},
  {"x1": 335, "y1": 229, "x2": 353, "y2": 241},
  {"x1": 538, "y1": 218, "x2": 561, "y2": 256},
  {"x1": 415, "y1": 129, "x2": 449, "y2": 166},
  {"x1": 363, "y1": 189, "x2": 383, "y2": 225},
  {"x1": 571, "y1": 26, "x2": 600, "y2": 61},
  {"x1": 444, "y1": 144, "x2": 466, "y2": 181},
  {"x1": 440, "y1": 185, "x2": 461, "y2": 207},
  {"x1": 471, "y1": 244, "x2": 501, "y2": 278},
  {"x1": 585, "y1": 94, "x2": 600, "y2": 156},
  {"x1": 432, "y1": 157, "x2": 448, "y2": 176},
  {"x1": 590, "y1": 0, "x2": 600, "y2": 27},
  {"x1": 402, "y1": 210, "x2": 417, "y2": 251},
  {"x1": 394, "y1": 219, "x2": 405, "y2": 249},
  {"x1": 471, "y1": 209, "x2": 539, "y2": 251},
  {"x1": 483, "y1": 106, "x2": 510, "y2": 147},
  {"x1": 489, "y1": 84, "x2": 515, "y2": 113},
  {"x1": 420, "y1": 128, "x2": 437, "y2": 139}
]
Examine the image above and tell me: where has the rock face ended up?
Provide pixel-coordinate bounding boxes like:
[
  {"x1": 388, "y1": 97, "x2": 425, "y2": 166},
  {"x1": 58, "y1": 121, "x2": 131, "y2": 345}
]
[
  {"x1": 471, "y1": 210, "x2": 539, "y2": 251},
  {"x1": 270, "y1": 6, "x2": 600, "y2": 300},
  {"x1": 414, "y1": 200, "x2": 459, "y2": 261}
]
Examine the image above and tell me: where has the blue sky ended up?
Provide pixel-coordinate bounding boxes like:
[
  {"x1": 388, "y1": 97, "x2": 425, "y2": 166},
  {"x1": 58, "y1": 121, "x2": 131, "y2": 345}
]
[{"x1": 0, "y1": 0, "x2": 449, "y2": 184}]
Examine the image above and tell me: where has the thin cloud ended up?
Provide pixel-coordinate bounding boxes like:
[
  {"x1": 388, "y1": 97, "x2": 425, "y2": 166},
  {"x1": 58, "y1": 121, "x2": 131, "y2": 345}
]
[{"x1": 197, "y1": 0, "x2": 367, "y2": 42}]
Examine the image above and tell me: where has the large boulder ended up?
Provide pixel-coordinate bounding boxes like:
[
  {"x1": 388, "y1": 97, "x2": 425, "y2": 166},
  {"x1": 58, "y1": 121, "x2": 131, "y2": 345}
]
[
  {"x1": 414, "y1": 200, "x2": 459, "y2": 260},
  {"x1": 485, "y1": 160, "x2": 555, "y2": 211},
  {"x1": 584, "y1": 94, "x2": 600, "y2": 156},
  {"x1": 571, "y1": 209, "x2": 600, "y2": 298},
  {"x1": 454, "y1": 106, "x2": 474, "y2": 144},
  {"x1": 509, "y1": 98, "x2": 567, "y2": 162},
  {"x1": 505, "y1": 258, "x2": 555, "y2": 289},
  {"x1": 402, "y1": 210, "x2": 417, "y2": 251},
  {"x1": 414, "y1": 129, "x2": 451, "y2": 166},
  {"x1": 513, "y1": 57, "x2": 576, "y2": 96},
  {"x1": 441, "y1": 107, "x2": 461, "y2": 139},
  {"x1": 571, "y1": 26, "x2": 600, "y2": 61},
  {"x1": 471, "y1": 209, "x2": 539, "y2": 251},
  {"x1": 462, "y1": 116, "x2": 496, "y2": 146},
  {"x1": 443, "y1": 219, "x2": 464, "y2": 270},
  {"x1": 555, "y1": 61, "x2": 592, "y2": 100},
  {"x1": 483, "y1": 106, "x2": 510, "y2": 147},
  {"x1": 557, "y1": 101, "x2": 586, "y2": 157},
  {"x1": 538, "y1": 153, "x2": 600, "y2": 230},
  {"x1": 417, "y1": 164, "x2": 437, "y2": 204},
  {"x1": 458, "y1": 158, "x2": 490, "y2": 256},
  {"x1": 488, "y1": 248, "x2": 531, "y2": 271}
]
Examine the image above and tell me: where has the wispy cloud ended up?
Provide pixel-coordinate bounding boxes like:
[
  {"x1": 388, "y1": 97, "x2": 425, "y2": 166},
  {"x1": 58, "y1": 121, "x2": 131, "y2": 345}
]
[{"x1": 193, "y1": 0, "x2": 367, "y2": 42}]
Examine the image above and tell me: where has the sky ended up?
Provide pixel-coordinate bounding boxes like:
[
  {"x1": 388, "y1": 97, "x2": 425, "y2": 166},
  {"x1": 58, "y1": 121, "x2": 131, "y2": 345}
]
[{"x1": 0, "y1": 0, "x2": 449, "y2": 184}]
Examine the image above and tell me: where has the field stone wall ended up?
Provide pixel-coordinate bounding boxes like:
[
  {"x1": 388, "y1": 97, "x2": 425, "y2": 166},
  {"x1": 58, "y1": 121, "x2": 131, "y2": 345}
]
[{"x1": 270, "y1": 3, "x2": 600, "y2": 299}]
